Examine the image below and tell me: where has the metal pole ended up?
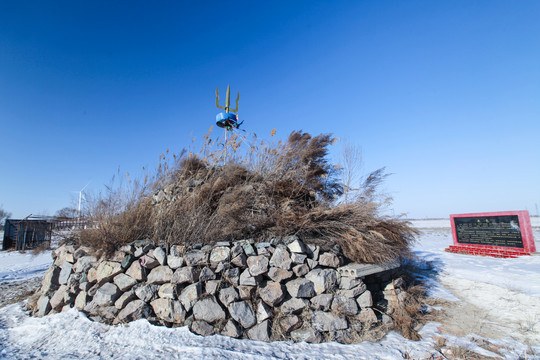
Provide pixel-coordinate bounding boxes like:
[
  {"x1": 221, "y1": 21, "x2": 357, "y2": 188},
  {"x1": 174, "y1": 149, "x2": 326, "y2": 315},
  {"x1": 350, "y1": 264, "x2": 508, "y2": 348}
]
[
  {"x1": 22, "y1": 225, "x2": 27, "y2": 251},
  {"x1": 224, "y1": 128, "x2": 228, "y2": 164},
  {"x1": 78, "y1": 191, "x2": 82, "y2": 220}
]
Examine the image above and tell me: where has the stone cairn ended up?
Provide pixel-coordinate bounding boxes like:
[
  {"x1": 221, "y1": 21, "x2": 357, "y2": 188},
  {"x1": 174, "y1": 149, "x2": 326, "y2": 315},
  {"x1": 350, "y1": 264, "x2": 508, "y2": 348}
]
[{"x1": 29, "y1": 237, "x2": 406, "y2": 343}]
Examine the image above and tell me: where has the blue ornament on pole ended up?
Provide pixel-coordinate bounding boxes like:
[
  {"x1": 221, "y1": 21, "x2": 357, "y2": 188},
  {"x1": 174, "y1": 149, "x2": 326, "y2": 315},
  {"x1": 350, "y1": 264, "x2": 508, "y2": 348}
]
[
  {"x1": 216, "y1": 112, "x2": 243, "y2": 130},
  {"x1": 215, "y1": 85, "x2": 243, "y2": 134}
]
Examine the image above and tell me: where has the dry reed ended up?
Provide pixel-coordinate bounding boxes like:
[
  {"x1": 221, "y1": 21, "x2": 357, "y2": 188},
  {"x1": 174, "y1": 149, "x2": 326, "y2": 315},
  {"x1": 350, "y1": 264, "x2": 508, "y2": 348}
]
[{"x1": 77, "y1": 129, "x2": 416, "y2": 263}]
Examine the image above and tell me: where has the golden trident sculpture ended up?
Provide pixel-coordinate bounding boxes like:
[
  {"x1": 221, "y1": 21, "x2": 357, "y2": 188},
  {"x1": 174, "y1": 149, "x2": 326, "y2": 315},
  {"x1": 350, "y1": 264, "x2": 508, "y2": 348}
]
[{"x1": 216, "y1": 84, "x2": 239, "y2": 113}]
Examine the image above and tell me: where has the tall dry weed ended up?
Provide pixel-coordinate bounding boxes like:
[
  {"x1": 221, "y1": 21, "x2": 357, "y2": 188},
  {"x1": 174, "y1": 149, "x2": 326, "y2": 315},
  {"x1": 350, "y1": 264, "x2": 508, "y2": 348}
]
[
  {"x1": 77, "y1": 172, "x2": 153, "y2": 254},
  {"x1": 78, "y1": 129, "x2": 416, "y2": 263}
]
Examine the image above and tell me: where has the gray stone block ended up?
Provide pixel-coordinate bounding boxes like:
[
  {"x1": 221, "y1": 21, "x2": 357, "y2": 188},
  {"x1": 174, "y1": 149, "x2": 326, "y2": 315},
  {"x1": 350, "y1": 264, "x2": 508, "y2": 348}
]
[
  {"x1": 287, "y1": 238, "x2": 307, "y2": 253},
  {"x1": 356, "y1": 290, "x2": 373, "y2": 309},
  {"x1": 292, "y1": 264, "x2": 309, "y2": 277},
  {"x1": 215, "y1": 241, "x2": 231, "y2": 247},
  {"x1": 259, "y1": 281, "x2": 285, "y2": 306},
  {"x1": 291, "y1": 328, "x2": 322, "y2": 343},
  {"x1": 337, "y1": 283, "x2": 367, "y2": 298},
  {"x1": 147, "y1": 265, "x2": 173, "y2": 284},
  {"x1": 140, "y1": 255, "x2": 160, "y2": 269},
  {"x1": 280, "y1": 298, "x2": 309, "y2": 314},
  {"x1": 153, "y1": 247, "x2": 167, "y2": 266},
  {"x1": 306, "y1": 244, "x2": 320, "y2": 261},
  {"x1": 230, "y1": 244, "x2": 244, "y2": 258},
  {"x1": 199, "y1": 267, "x2": 216, "y2": 282},
  {"x1": 267, "y1": 267, "x2": 293, "y2": 283},
  {"x1": 172, "y1": 266, "x2": 200, "y2": 285},
  {"x1": 67, "y1": 272, "x2": 82, "y2": 293},
  {"x1": 120, "y1": 254, "x2": 135, "y2": 270},
  {"x1": 285, "y1": 278, "x2": 316, "y2": 298},
  {"x1": 231, "y1": 253, "x2": 247, "y2": 268},
  {"x1": 247, "y1": 320, "x2": 271, "y2": 342},
  {"x1": 96, "y1": 261, "x2": 123, "y2": 284},
  {"x1": 318, "y1": 252, "x2": 340, "y2": 268},
  {"x1": 190, "y1": 320, "x2": 215, "y2": 336},
  {"x1": 151, "y1": 298, "x2": 185, "y2": 323},
  {"x1": 94, "y1": 283, "x2": 120, "y2": 306},
  {"x1": 210, "y1": 246, "x2": 230, "y2": 263},
  {"x1": 158, "y1": 283, "x2": 178, "y2": 299},
  {"x1": 269, "y1": 245, "x2": 292, "y2": 270},
  {"x1": 74, "y1": 291, "x2": 88, "y2": 311},
  {"x1": 310, "y1": 294, "x2": 333, "y2": 311},
  {"x1": 118, "y1": 244, "x2": 135, "y2": 254},
  {"x1": 167, "y1": 255, "x2": 184, "y2": 270},
  {"x1": 223, "y1": 268, "x2": 240, "y2": 286},
  {"x1": 113, "y1": 273, "x2": 138, "y2": 292},
  {"x1": 115, "y1": 289, "x2": 136, "y2": 310},
  {"x1": 50, "y1": 285, "x2": 68, "y2": 310},
  {"x1": 291, "y1": 253, "x2": 307, "y2": 264},
  {"x1": 221, "y1": 319, "x2": 242, "y2": 338},
  {"x1": 205, "y1": 280, "x2": 220, "y2": 295},
  {"x1": 135, "y1": 284, "x2": 159, "y2": 303},
  {"x1": 218, "y1": 286, "x2": 239, "y2": 306},
  {"x1": 193, "y1": 296, "x2": 226, "y2": 324},
  {"x1": 331, "y1": 296, "x2": 359, "y2": 316},
  {"x1": 247, "y1": 255, "x2": 269, "y2": 277},
  {"x1": 256, "y1": 301, "x2": 272, "y2": 323},
  {"x1": 179, "y1": 282, "x2": 202, "y2": 312},
  {"x1": 305, "y1": 268, "x2": 338, "y2": 294},
  {"x1": 184, "y1": 250, "x2": 208, "y2": 266},
  {"x1": 339, "y1": 277, "x2": 363, "y2": 290},
  {"x1": 41, "y1": 266, "x2": 61, "y2": 294},
  {"x1": 280, "y1": 315, "x2": 302, "y2": 333},
  {"x1": 214, "y1": 261, "x2": 229, "y2": 273},
  {"x1": 114, "y1": 299, "x2": 151, "y2": 324},
  {"x1": 169, "y1": 245, "x2": 184, "y2": 257},
  {"x1": 79, "y1": 281, "x2": 92, "y2": 292},
  {"x1": 357, "y1": 308, "x2": 377, "y2": 323},
  {"x1": 228, "y1": 300, "x2": 257, "y2": 328},
  {"x1": 312, "y1": 311, "x2": 348, "y2": 332},
  {"x1": 306, "y1": 259, "x2": 318, "y2": 269},
  {"x1": 73, "y1": 256, "x2": 97, "y2": 273},
  {"x1": 125, "y1": 261, "x2": 146, "y2": 281},
  {"x1": 36, "y1": 295, "x2": 51, "y2": 317},
  {"x1": 337, "y1": 260, "x2": 400, "y2": 279},
  {"x1": 238, "y1": 286, "x2": 254, "y2": 300},
  {"x1": 242, "y1": 244, "x2": 256, "y2": 256},
  {"x1": 239, "y1": 268, "x2": 258, "y2": 286}
]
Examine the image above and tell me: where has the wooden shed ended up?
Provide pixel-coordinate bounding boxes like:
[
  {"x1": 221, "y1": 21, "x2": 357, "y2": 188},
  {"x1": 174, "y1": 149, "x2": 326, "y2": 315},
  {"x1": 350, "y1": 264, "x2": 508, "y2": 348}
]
[{"x1": 2, "y1": 217, "x2": 54, "y2": 250}]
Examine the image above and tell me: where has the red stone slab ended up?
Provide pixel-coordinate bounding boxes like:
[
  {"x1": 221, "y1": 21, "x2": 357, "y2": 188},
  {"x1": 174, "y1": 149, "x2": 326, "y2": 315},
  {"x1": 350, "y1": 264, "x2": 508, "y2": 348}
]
[{"x1": 446, "y1": 210, "x2": 536, "y2": 257}]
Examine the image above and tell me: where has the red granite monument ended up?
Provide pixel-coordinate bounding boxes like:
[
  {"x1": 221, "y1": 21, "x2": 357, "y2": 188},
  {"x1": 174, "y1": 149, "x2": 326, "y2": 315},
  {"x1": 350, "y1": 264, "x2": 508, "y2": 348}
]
[{"x1": 446, "y1": 210, "x2": 536, "y2": 258}]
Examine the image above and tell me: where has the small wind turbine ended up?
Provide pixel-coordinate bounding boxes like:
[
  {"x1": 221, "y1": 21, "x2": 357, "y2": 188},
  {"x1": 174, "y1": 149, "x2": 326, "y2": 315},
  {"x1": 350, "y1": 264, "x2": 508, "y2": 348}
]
[{"x1": 74, "y1": 181, "x2": 90, "y2": 220}]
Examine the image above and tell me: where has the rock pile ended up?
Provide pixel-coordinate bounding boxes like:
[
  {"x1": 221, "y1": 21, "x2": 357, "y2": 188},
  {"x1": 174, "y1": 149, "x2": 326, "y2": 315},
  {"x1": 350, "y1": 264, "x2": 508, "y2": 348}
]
[{"x1": 29, "y1": 236, "x2": 405, "y2": 343}]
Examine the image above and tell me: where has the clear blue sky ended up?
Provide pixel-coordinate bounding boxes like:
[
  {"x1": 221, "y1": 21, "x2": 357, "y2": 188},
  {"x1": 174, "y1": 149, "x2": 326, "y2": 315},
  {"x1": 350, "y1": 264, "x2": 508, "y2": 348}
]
[{"x1": 1, "y1": 1, "x2": 539, "y2": 219}]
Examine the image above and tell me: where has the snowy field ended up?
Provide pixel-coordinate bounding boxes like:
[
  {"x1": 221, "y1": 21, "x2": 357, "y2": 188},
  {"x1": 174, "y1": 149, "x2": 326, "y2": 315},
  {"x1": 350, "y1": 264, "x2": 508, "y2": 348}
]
[{"x1": 0, "y1": 220, "x2": 538, "y2": 359}]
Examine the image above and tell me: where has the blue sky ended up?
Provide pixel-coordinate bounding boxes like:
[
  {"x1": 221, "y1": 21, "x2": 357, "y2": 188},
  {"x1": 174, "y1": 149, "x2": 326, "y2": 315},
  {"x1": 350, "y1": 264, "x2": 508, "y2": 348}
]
[{"x1": 1, "y1": 1, "x2": 539, "y2": 219}]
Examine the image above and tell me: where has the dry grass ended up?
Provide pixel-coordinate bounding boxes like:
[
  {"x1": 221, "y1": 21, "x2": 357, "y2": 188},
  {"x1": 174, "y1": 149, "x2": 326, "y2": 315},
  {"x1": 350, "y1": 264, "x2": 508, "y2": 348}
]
[
  {"x1": 441, "y1": 345, "x2": 501, "y2": 360},
  {"x1": 77, "y1": 175, "x2": 153, "y2": 255},
  {"x1": 383, "y1": 252, "x2": 452, "y2": 341},
  {"x1": 30, "y1": 241, "x2": 51, "y2": 256},
  {"x1": 76, "y1": 129, "x2": 416, "y2": 263},
  {"x1": 296, "y1": 204, "x2": 416, "y2": 263},
  {"x1": 388, "y1": 284, "x2": 427, "y2": 341}
]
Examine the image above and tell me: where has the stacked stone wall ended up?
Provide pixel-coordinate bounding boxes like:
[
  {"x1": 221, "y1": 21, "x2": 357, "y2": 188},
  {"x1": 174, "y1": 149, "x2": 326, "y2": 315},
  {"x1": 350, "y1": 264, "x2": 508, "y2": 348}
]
[{"x1": 29, "y1": 237, "x2": 405, "y2": 343}]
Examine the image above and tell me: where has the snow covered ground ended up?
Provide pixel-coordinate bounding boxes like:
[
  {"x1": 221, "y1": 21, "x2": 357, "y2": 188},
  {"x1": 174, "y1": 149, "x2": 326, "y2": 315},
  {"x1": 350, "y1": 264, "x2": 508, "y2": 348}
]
[
  {"x1": 0, "y1": 220, "x2": 538, "y2": 359},
  {"x1": 0, "y1": 251, "x2": 52, "y2": 283}
]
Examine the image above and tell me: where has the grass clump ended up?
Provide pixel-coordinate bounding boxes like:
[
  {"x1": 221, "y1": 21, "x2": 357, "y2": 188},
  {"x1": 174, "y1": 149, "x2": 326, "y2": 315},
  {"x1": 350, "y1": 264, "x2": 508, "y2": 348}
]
[{"x1": 77, "y1": 129, "x2": 416, "y2": 263}]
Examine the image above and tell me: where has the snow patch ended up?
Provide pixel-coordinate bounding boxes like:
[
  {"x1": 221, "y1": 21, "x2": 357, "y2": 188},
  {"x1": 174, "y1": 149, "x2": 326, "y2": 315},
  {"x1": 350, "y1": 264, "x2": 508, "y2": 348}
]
[{"x1": 0, "y1": 251, "x2": 52, "y2": 283}]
